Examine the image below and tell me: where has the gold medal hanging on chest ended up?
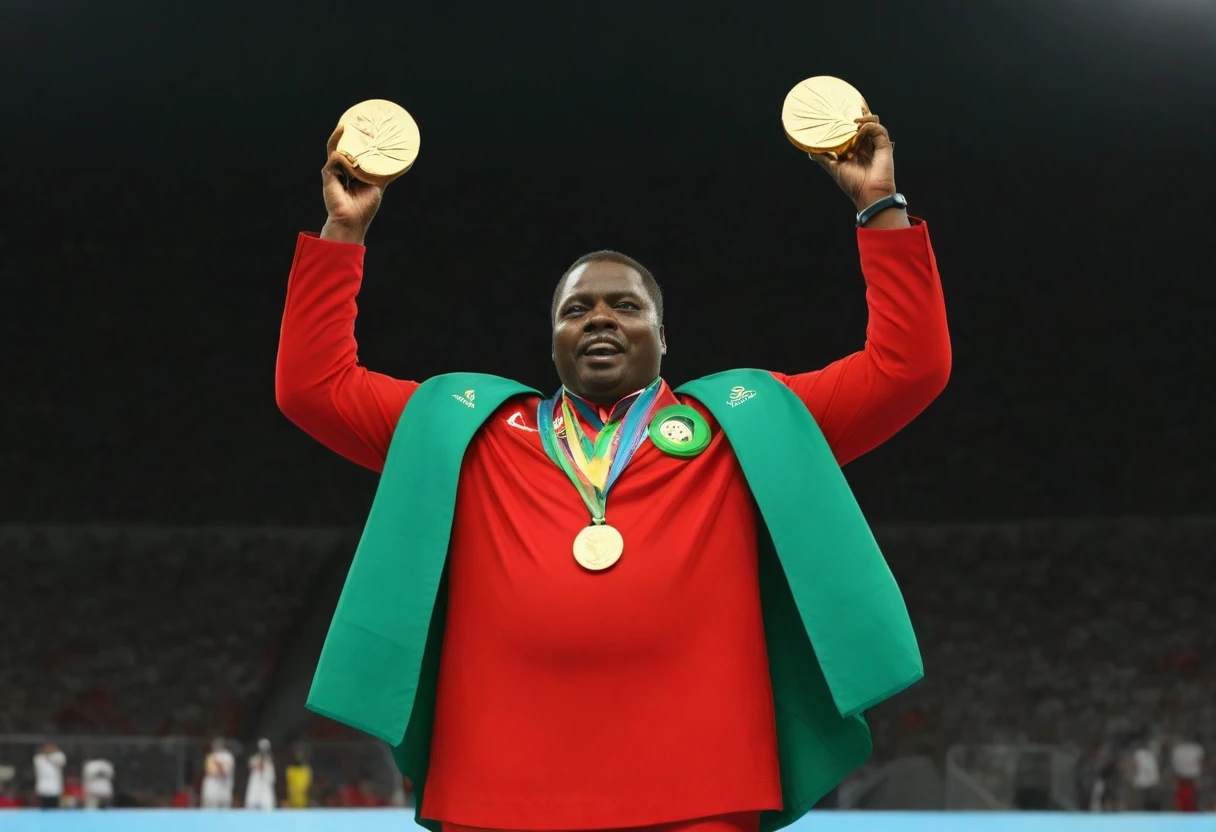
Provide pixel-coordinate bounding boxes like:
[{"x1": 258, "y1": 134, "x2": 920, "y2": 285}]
[
  {"x1": 538, "y1": 382, "x2": 665, "y2": 572},
  {"x1": 572, "y1": 523, "x2": 625, "y2": 571}
]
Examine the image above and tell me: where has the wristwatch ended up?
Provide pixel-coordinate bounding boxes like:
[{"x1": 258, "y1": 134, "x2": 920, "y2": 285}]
[{"x1": 856, "y1": 193, "x2": 907, "y2": 227}]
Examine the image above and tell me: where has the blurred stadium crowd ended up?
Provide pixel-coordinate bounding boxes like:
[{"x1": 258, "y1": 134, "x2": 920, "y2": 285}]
[
  {"x1": 8, "y1": 736, "x2": 408, "y2": 810},
  {"x1": 0, "y1": 519, "x2": 1209, "y2": 811}
]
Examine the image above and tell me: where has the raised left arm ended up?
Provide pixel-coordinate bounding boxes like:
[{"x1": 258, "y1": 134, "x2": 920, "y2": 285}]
[
  {"x1": 771, "y1": 113, "x2": 951, "y2": 465},
  {"x1": 772, "y1": 219, "x2": 950, "y2": 465}
]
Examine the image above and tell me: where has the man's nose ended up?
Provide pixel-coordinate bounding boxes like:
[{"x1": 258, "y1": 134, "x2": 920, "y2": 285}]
[{"x1": 582, "y1": 303, "x2": 619, "y2": 330}]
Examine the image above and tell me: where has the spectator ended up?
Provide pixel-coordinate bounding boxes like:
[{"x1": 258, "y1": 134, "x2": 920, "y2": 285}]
[
  {"x1": 33, "y1": 743, "x2": 66, "y2": 809},
  {"x1": 201, "y1": 738, "x2": 235, "y2": 809},
  {"x1": 1129, "y1": 738, "x2": 1162, "y2": 811},
  {"x1": 285, "y1": 747, "x2": 312, "y2": 809},
  {"x1": 1169, "y1": 735, "x2": 1204, "y2": 812},
  {"x1": 82, "y1": 754, "x2": 116, "y2": 809},
  {"x1": 244, "y1": 739, "x2": 276, "y2": 811}
]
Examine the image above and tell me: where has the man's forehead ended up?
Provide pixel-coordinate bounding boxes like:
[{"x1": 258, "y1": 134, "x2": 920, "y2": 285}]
[{"x1": 560, "y1": 260, "x2": 645, "y2": 297}]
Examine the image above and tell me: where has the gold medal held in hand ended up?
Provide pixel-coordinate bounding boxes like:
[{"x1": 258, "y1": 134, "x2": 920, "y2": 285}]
[
  {"x1": 781, "y1": 76, "x2": 869, "y2": 158},
  {"x1": 573, "y1": 523, "x2": 624, "y2": 571},
  {"x1": 327, "y1": 99, "x2": 421, "y2": 186}
]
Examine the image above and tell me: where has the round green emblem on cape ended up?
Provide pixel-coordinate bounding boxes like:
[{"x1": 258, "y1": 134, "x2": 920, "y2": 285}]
[{"x1": 648, "y1": 405, "x2": 711, "y2": 457}]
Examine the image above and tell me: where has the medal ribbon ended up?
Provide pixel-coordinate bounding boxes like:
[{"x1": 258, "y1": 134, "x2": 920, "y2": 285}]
[{"x1": 538, "y1": 379, "x2": 663, "y2": 523}]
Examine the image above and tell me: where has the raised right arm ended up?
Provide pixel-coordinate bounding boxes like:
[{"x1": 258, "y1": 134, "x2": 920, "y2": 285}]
[{"x1": 274, "y1": 232, "x2": 418, "y2": 472}]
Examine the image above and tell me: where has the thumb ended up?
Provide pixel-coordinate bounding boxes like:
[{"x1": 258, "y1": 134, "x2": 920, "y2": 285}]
[
  {"x1": 325, "y1": 123, "x2": 345, "y2": 157},
  {"x1": 322, "y1": 150, "x2": 358, "y2": 190},
  {"x1": 321, "y1": 154, "x2": 346, "y2": 198}
]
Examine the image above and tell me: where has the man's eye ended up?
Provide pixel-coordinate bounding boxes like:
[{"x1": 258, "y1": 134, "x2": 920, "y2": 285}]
[{"x1": 616, "y1": 302, "x2": 639, "y2": 310}]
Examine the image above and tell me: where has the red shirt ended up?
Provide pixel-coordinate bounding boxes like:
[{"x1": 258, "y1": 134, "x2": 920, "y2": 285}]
[{"x1": 276, "y1": 222, "x2": 949, "y2": 830}]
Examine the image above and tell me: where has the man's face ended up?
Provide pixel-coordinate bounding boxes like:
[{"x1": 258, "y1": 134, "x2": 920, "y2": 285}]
[{"x1": 552, "y1": 260, "x2": 665, "y2": 404}]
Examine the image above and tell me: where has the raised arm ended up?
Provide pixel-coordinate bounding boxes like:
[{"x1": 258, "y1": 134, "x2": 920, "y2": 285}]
[
  {"x1": 275, "y1": 151, "x2": 418, "y2": 472},
  {"x1": 773, "y1": 220, "x2": 950, "y2": 464},
  {"x1": 773, "y1": 114, "x2": 951, "y2": 465}
]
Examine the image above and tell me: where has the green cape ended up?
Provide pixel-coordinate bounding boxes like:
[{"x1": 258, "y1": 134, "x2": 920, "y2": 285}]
[{"x1": 308, "y1": 369, "x2": 922, "y2": 831}]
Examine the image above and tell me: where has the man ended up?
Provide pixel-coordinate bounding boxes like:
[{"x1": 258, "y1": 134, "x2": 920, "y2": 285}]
[
  {"x1": 32, "y1": 743, "x2": 66, "y2": 810},
  {"x1": 277, "y1": 113, "x2": 950, "y2": 832},
  {"x1": 200, "y1": 738, "x2": 235, "y2": 810},
  {"x1": 1168, "y1": 734, "x2": 1204, "y2": 812},
  {"x1": 244, "y1": 738, "x2": 277, "y2": 811},
  {"x1": 284, "y1": 746, "x2": 312, "y2": 809},
  {"x1": 81, "y1": 753, "x2": 115, "y2": 810},
  {"x1": 1129, "y1": 736, "x2": 1162, "y2": 811}
]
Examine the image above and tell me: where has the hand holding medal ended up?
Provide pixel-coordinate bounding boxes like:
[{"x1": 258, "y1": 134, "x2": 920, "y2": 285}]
[
  {"x1": 320, "y1": 99, "x2": 421, "y2": 244},
  {"x1": 327, "y1": 99, "x2": 421, "y2": 187},
  {"x1": 781, "y1": 75, "x2": 900, "y2": 215}
]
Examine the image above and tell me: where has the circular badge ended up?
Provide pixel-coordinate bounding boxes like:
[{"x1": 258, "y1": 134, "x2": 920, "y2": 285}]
[{"x1": 648, "y1": 405, "x2": 711, "y2": 458}]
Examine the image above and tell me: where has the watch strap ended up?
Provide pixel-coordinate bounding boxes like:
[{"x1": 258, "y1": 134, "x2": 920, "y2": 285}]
[{"x1": 856, "y1": 192, "x2": 908, "y2": 227}]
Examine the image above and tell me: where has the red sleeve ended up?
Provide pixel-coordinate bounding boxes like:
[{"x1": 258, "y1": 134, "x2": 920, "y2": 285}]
[
  {"x1": 275, "y1": 232, "x2": 419, "y2": 472},
  {"x1": 771, "y1": 219, "x2": 951, "y2": 466}
]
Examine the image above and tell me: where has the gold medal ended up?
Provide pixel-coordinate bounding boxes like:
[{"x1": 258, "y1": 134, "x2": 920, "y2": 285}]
[
  {"x1": 781, "y1": 76, "x2": 869, "y2": 157},
  {"x1": 573, "y1": 523, "x2": 624, "y2": 571},
  {"x1": 327, "y1": 99, "x2": 421, "y2": 186}
]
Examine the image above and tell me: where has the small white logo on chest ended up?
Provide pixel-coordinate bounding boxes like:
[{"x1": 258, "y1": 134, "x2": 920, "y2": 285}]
[{"x1": 506, "y1": 411, "x2": 538, "y2": 432}]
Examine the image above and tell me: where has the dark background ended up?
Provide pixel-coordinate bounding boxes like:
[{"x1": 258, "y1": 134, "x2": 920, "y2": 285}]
[{"x1": 3, "y1": 0, "x2": 1214, "y2": 524}]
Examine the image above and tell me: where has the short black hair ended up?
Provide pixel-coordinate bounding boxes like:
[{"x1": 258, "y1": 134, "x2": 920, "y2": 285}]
[{"x1": 551, "y1": 250, "x2": 664, "y2": 324}]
